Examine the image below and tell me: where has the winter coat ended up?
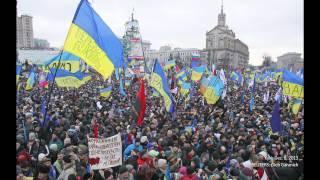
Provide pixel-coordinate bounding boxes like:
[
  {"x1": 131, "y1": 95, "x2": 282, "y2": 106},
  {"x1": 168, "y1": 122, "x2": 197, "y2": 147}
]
[{"x1": 57, "y1": 162, "x2": 76, "y2": 180}]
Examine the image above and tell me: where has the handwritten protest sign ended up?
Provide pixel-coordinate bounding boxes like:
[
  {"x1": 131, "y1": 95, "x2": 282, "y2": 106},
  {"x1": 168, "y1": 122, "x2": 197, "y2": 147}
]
[{"x1": 88, "y1": 133, "x2": 122, "y2": 170}]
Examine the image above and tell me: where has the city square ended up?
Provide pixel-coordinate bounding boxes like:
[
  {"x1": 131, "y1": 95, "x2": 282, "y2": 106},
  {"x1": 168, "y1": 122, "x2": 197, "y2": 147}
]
[{"x1": 16, "y1": 0, "x2": 303, "y2": 179}]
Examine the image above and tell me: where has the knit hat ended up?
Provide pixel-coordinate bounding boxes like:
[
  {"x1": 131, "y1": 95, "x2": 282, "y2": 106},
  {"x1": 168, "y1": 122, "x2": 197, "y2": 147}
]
[
  {"x1": 17, "y1": 154, "x2": 28, "y2": 162},
  {"x1": 78, "y1": 144, "x2": 89, "y2": 155},
  {"x1": 49, "y1": 144, "x2": 58, "y2": 152},
  {"x1": 29, "y1": 132, "x2": 36, "y2": 141},
  {"x1": 258, "y1": 151, "x2": 268, "y2": 160},
  {"x1": 230, "y1": 159, "x2": 238, "y2": 167},
  {"x1": 148, "y1": 150, "x2": 159, "y2": 158},
  {"x1": 119, "y1": 165, "x2": 128, "y2": 174},
  {"x1": 179, "y1": 167, "x2": 187, "y2": 176},
  {"x1": 126, "y1": 164, "x2": 134, "y2": 171},
  {"x1": 38, "y1": 153, "x2": 50, "y2": 162},
  {"x1": 140, "y1": 136, "x2": 148, "y2": 143}
]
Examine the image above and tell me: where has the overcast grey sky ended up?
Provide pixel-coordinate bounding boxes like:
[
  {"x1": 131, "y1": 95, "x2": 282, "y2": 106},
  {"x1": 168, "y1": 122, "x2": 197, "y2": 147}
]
[{"x1": 17, "y1": 0, "x2": 303, "y2": 66}]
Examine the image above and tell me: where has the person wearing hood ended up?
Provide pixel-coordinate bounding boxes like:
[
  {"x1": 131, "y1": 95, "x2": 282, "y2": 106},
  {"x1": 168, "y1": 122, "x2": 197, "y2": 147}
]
[{"x1": 123, "y1": 137, "x2": 143, "y2": 161}]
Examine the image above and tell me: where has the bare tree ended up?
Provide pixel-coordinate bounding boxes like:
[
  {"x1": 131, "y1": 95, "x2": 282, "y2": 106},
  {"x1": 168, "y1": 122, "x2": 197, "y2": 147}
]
[{"x1": 262, "y1": 55, "x2": 273, "y2": 67}]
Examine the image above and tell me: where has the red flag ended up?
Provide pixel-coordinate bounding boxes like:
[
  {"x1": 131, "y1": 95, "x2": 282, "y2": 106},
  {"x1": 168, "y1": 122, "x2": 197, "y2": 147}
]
[
  {"x1": 93, "y1": 120, "x2": 99, "y2": 139},
  {"x1": 213, "y1": 69, "x2": 216, "y2": 76},
  {"x1": 136, "y1": 79, "x2": 146, "y2": 126},
  {"x1": 171, "y1": 76, "x2": 175, "y2": 90},
  {"x1": 175, "y1": 65, "x2": 180, "y2": 72}
]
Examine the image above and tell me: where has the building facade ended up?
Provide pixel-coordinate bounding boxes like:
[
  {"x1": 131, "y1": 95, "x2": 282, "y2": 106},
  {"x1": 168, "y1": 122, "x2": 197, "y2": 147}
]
[
  {"x1": 17, "y1": 15, "x2": 34, "y2": 49},
  {"x1": 34, "y1": 38, "x2": 50, "y2": 49},
  {"x1": 277, "y1": 52, "x2": 303, "y2": 71},
  {"x1": 142, "y1": 40, "x2": 151, "y2": 52},
  {"x1": 145, "y1": 46, "x2": 201, "y2": 67},
  {"x1": 203, "y1": 4, "x2": 249, "y2": 69}
]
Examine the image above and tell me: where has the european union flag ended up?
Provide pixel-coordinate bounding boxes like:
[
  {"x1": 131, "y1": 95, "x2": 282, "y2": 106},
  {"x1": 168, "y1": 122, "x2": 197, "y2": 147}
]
[{"x1": 270, "y1": 101, "x2": 282, "y2": 133}]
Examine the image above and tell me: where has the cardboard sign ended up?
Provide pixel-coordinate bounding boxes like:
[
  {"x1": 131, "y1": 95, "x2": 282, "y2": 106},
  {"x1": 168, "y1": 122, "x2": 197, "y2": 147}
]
[{"x1": 88, "y1": 133, "x2": 122, "y2": 169}]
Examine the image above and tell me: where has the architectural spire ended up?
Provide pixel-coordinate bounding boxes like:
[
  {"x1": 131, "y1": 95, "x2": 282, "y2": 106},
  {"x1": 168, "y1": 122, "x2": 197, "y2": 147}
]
[
  {"x1": 131, "y1": 8, "x2": 134, "y2": 21},
  {"x1": 218, "y1": 0, "x2": 226, "y2": 26},
  {"x1": 221, "y1": 0, "x2": 223, "y2": 14}
]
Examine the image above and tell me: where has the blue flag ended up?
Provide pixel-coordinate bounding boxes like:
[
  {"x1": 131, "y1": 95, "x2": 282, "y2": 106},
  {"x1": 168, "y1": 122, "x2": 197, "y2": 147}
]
[
  {"x1": 119, "y1": 73, "x2": 127, "y2": 96},
  {"x1": 115, "y1": 68, "x2": 119, "y2": 80},
  {"x1": 249, "y1": 94, "x2": 254, "y2": 112},
  {"x1": 270, "y1": 101, "x2": 282, "y2": 133},
  {"x1": 40, "y1": 98, "x2": 46, "y2": 117},
  {"x1": 165, "y1": 163, "x2": 171, "y2": 180},
  {"x1": 252, "y1": 73, "x2": 256, "y2": 93},
  {"x1": 249, "y1": 74, "x2": 256, "y2": 112},
  {"x1": 240, "y1": 91, "x2": 244, "y2": 104}
]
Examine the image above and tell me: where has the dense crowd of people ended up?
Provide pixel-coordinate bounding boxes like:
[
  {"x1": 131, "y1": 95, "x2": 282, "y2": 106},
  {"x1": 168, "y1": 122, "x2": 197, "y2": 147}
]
[{"x1": 16, "y1": 63, "x2": 304, "y2": 180}]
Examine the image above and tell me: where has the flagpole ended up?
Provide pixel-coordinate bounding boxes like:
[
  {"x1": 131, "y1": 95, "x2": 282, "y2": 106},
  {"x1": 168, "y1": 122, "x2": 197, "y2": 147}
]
[{"x1": 42, "y1": 50, "x2": 63, "y2": 133}]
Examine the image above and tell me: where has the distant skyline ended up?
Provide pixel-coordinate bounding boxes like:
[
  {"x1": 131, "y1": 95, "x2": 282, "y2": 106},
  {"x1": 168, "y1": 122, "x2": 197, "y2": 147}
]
[{"x1": 17, "y1": 0, "x2": 303, "y2": 66}]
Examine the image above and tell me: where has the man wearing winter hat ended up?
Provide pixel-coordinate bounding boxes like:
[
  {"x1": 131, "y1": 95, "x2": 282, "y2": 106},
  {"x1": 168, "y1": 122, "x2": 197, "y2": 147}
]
[
  {"x1": 57, "y1": 154, "x2": 76, "y2": 179},
  {"x1": 38, "y1": 153, "x2": 57, "y2": 180},
  {"x1": 140, "y1": 136, "x2": 148, "y2": 147},
  {"x1": 118, "y1": 165, "x2": 133, "y2": 180}
]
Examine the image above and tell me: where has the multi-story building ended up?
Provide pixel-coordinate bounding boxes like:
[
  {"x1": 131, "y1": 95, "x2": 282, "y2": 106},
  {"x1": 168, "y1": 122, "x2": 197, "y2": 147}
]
[
  {"x1": 145, "y1": 46, "x2": 201, "y2": 67},
  {"x1": 17, "y1": 15, "x2": 34, "y2": 49},
  {"x1": 277, "y1": 52, "x2": 303, "y2": 71},
  {"x1": 142, "y1": 40, "x2": 151, "y2": 52},
  {"x1": 34, "y1": 38, "x2": 50, "y2": 49},
  {"x1": 203, "y1": 3, "x2": 249, "y2": 69}
]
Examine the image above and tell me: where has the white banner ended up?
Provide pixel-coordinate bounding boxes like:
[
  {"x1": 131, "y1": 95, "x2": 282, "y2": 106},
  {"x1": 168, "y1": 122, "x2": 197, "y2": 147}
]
[
  {"x1": 128, "y1": 39, "x2": 144, "y2": 60},
  {"x1": 88, "y1": 134, "x2": 122, "y2": 170}
]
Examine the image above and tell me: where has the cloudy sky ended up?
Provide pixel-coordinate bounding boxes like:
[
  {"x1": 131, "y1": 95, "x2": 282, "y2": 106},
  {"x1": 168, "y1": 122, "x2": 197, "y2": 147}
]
[{"x1": 17, "y1": 0, "x2": 303, "y2": 66}]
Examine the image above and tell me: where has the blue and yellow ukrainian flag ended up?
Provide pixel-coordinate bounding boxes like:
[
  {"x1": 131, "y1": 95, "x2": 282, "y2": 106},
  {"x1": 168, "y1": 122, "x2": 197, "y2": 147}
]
[
  {"x1": 180, "y1": 82, "x2": 191, "y2": 96},
  {"x1": 176, "y1": 68, "x2": 187, "y2": 81},
  {"x1": 150, "y1": 60, "x2": 175, "y2": 113},
  {"x1": 202, "y1": 75, "x2": 224, "y2": 104},
  {"x1": 100, "y1": 86, "x2": 112, "y2": 98},
  {"x1": 16, "y1": 65, "x2": 22, "y2": 84},
  {"x1": 200, "y1": 77, "x2": 209, "y2": 94},
  {"x1": 44, "y1": 51, "x2": 81, "y2": 73},
  {"x1": 48, "y1": 68, "x2": 91, "y2": 88},
  {"x1": 25, "y1": 69, "x2": 36, "y2": 91},
  {"x1": 282, "y1": 70, "x2": 304, "y2": 98},
  {"x1": 163, "y1": 60, "x2": 176, "y2": 70},
  {"x1": 230, "y1": 71, "x2": 242, "y2": 84},
  {"x1": 290, "y1": 98, "x2": 302, "y2": 115},
  {"x1": 177, "y1": 78, "x2": 184, "y2": 86},
  {"x1": 152, "y1": 89, "x2": 160, "y2": 97},
  {"x1": 191, "y1": 65, "x2": 206, "y2": 81},
  {"x1": 63, "y1": 0, "x2": 124, "y2": 80}
]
